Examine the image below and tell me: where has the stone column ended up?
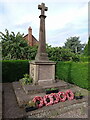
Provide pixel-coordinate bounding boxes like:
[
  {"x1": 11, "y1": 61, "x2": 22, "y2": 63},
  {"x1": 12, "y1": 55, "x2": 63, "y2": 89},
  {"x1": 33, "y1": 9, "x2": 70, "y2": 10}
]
[{"x1": 35, "y1": 3, "x2": 49, "y2": 61}]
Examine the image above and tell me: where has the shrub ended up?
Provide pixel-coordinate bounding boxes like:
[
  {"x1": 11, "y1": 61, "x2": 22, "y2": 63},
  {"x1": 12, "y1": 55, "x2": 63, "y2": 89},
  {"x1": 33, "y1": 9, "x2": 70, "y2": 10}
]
[
  {"x1": 20, "y1": 73, "x2": 33, "y2": 85},
  {"x1": 2, "y1": 60, "x2": 29, "y2": 82},
  {"x1": 46, "y1": 45, "x2": 80, "y2": 62},
  {"x1": 80, "y1": 56, "x2": 90, "y2": 62}
]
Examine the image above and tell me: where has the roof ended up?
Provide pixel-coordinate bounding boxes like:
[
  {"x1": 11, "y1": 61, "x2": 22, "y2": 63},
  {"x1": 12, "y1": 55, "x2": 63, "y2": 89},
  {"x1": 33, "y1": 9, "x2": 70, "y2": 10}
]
[{"x1": 23, "y1": 34, "x2": 38, "y2": 42}]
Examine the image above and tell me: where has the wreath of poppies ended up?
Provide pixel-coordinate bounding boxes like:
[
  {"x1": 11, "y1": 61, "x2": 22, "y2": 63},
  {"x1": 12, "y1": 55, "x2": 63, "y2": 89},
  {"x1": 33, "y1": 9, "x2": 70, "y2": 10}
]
[
  {"x1": 32, "y1": 96, "x2": 44, "y2": 108},
  {"x1": 43, "y1": 95, "x2": 53, "y2": 106},
  {"x1": 50, "y1": 93, "x2": 60, "y2": 104},
  {"x1": 58, "y1": 91, "x2": 66, "y2": 102},
  {"x1": 32, "y1": 90, "x2": 74, "y2": 108},
  {"x1": 65, "y1": 90, "x2": 74, "y2": 100}
]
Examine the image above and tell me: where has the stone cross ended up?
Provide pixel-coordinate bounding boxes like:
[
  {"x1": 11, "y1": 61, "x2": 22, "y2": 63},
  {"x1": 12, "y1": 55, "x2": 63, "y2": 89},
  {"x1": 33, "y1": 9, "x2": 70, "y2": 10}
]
[
  {"x1": 30, "y1": 3, "x2": 56, "y2": 85},
  {"x1": 35, "y1": 3, "x2": 49, "y2": 61},
  {"x1": 38, "y1": 3, "x2": 48, "y2": 15}
]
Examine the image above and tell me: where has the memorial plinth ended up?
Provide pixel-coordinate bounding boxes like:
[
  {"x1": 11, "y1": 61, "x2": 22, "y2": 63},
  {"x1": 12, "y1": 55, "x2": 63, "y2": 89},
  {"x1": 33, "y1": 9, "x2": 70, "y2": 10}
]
[
  {"x1": 29, "y1": 3, "x2": 56, "y2": 85},
  {"x1": 30, "y1": 61, "x2": 56, "y2": 85}
]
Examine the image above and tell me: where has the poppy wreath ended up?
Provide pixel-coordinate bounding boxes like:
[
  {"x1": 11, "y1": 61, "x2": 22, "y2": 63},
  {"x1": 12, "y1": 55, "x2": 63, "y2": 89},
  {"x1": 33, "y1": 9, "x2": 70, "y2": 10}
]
[
  {"x1": 50, "y1": 93, "x2": 60, "y2": 104},
  {"x1": 32, "y1": 96, "x2": 44, "y2": 108},
  {"x1": 65, "y1": 90, "x2": 74, "y2": 100},
  {"x1": 43, "y1": 95, "x2": 54, "y2": 106},
  {"x1": 58, "y1": 91, "x2": 66, "y2": 102}
]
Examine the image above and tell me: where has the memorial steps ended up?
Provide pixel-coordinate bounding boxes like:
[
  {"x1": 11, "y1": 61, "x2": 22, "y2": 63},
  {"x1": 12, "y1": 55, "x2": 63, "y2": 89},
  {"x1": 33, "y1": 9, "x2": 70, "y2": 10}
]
[
  {"x1": 12, "y1": 80, "x2": 73, "y2": 107},
  {"x1": 12, "y1": 80, "x2": 88, "y2": 118}
]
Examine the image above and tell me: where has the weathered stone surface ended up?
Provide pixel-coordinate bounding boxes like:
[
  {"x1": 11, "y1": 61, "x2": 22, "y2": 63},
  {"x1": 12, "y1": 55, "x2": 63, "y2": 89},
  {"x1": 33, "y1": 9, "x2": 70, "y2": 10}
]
[
  {"x1": 13, "y1": 82, "x2": 46, "y2": 107},
  {"x1": 13, "y1": 80, "x2": 74, "y2": 107},
  {"x1": 13, "y1": 79, "x2": 89, "y2": 110},
  {"x1": 30, "y1": 61, "x2": 56, "y2": 85},
  {"x1": 3, "y1": 83, "x2": 26, "y2": 119},
  {"x1": 20, "y1": 80, "x2": 71, "y2": 95},
  {"x1": 13, "y1": 82, "x2": 30, "y2": 107},
  {"x1": 29, "y1": 3, "x2": 56, "y2": 85},
  {"x1": 35, "y1": 3, "x2": 49, "y2": 62},
  {"x1": 38, "y1": 79, "x2": 54, "y2": 86}
]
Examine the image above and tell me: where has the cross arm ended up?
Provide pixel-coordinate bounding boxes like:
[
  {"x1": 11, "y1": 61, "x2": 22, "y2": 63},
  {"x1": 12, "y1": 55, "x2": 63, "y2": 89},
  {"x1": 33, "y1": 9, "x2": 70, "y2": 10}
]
[
  {"x1": 45, "y1": 7, "x2": 48, "y2": 11},
  {"x1": 38, "y1": 5, "x2": 42, "y2": 10}
]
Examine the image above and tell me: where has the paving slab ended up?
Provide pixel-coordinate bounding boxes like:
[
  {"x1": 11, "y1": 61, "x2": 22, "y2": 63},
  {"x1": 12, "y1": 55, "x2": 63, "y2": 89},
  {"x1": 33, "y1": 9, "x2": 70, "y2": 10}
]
[{"x1": 2, "y1": 83, "x2": 26, "y2": 119}]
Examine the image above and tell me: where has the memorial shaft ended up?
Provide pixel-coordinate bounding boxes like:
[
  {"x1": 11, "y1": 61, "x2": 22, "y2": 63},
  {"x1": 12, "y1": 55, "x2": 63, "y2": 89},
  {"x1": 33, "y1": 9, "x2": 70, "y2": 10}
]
[{"x1": 35, "y1": 3, "x2": 49, "y2": 61}]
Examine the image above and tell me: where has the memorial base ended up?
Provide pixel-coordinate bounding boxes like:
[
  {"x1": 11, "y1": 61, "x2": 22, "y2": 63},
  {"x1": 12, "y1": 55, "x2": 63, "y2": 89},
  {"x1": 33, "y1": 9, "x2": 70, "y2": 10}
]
[{"x1": 29, "y1": 61, "x2": 56, "y2": 85}]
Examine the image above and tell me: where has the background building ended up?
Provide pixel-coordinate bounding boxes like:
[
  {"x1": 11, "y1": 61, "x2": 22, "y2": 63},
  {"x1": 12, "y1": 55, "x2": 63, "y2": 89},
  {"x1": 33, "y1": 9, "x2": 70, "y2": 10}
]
[{"x1": 23, "y1": 27, "x2": 38, "y2": 46}]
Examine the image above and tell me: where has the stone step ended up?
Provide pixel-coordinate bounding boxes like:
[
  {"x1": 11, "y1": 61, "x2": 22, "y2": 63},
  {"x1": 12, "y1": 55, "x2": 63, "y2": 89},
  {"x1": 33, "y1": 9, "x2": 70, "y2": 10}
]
[
  {"x1": 26, "y1": 97, "x2": 88, "y2": 118},
  {"x1": 12, "y1": 81, "x2": 85, "y2": 108},
  {"x1": 13, "y1": 81, "x2": 73, "y2": 107},
  {"x1": 19, "y1": 79, "x2": 73, "y2": 95},
  {"x1": 13, "y1": 82, "x2": 46, "y2": 107}
]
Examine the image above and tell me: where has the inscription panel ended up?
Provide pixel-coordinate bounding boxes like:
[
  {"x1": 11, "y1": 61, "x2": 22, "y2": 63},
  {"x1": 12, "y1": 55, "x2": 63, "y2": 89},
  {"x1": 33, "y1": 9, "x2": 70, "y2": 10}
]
[{"x1": 39, "y1": 65, "x2": 52, "y2": 80}]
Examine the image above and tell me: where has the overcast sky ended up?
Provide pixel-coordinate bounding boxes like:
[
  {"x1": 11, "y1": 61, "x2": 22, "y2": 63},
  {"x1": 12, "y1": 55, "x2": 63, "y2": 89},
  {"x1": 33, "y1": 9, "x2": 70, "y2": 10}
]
[{"x1": 0, "y1": 0, "x2": 89, "y2": 47}]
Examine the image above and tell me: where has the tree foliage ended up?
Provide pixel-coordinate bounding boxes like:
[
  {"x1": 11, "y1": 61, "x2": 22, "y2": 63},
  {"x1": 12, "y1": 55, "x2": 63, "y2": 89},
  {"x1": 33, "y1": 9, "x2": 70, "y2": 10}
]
[
  {"x1": 46, "y1": 45, "x2": 80, "y2": 62},
  {"x1": 63, "y1": 36, "x2": 85, "y2": 54},
  {"x1": 0, "y1": 29, "x2": 80, "y2": 61},
  {"x1": 0, "y1": 29, "x2": 37, "y2": 60}
]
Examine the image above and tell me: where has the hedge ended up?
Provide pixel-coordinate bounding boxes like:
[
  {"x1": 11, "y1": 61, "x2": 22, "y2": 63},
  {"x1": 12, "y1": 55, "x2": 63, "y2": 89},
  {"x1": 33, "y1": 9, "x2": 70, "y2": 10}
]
[
  {"x1": 80, "y1": 56, "x2": 90, "y2": 62},
  {"x1": 2, "y1": 60, "x2": 29, "y2": 82},
  {"x1": 2, "y1": 60, "x2": 89, "y2": 90},
  {"x1": 56, "y1": 61, "x2": 89, "y2": 90}
]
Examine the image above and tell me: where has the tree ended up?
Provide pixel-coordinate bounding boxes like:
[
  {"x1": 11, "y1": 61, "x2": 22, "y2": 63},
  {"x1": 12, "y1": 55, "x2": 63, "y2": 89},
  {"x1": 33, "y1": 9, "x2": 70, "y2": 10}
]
[
  {"x1": 46, "y1": 44, "x2": 80, "y2": 61},
  {"x1": 63, "y1": 36, "x2": 85, "y2": 54},
  {"x1": 0, "y1": 29, "x2": 37, "y2": 60},
  {"x1": 0, "y1": 29, "x2": 80, "y2": 61}
]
